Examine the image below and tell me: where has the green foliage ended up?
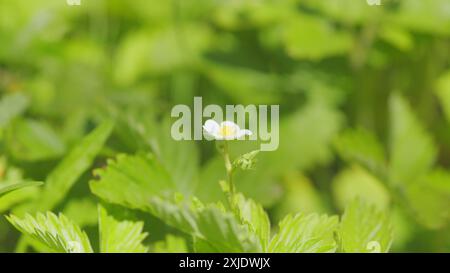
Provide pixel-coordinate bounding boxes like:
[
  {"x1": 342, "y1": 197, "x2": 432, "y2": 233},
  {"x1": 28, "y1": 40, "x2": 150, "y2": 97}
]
[
  {"x1": 336, "y1": 94, "x2": 450, "y2": 230},
  {"x1": 90, "y1": 154, "x2": 175, "y2": 210},
  {"x1": 339, "y1": 200, "x2": 393, "y2": 253},
  {"x1": 16, "y1": 121, "x2": 113, "y2": 214},
  {"x1": 269, "y1": 213, "x2": 338, "y2": 253},
  {"x1": 98, "y1": 205, "x2": 148, "y2": 253},
  {"x1": 0, "y1": 182, "x2": 43, "y2": 198},
  {"x1": 0, "y1": 0, "x2": 449, "y2": 253},
  {"x1": 234, "y1": 193, "x2": 271, "y2": 251},
  {"x1": 0, "y1": 93, "x2": 29, "y2": 129},
  {"x1": 334, "y1": 128, "x2": 387, "y2": 177},
  {"x1": 7, "y1": 206, "x2": 151, "y2": 253},
  {"x1": 153, "y1": 235, "x2": 188, "y2": 253},
  {"x1": 6, "y1": 212, "x2": 93, "y2": 253},
  {"x1": 389, "y1": 94, "x2": 437, "y2": 186}
]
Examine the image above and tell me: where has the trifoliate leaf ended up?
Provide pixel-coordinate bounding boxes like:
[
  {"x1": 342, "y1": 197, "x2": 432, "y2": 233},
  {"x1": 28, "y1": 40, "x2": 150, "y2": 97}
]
[
  {"x1": 90, "y1": 153, "x2": 262, "y2": 253},
  {"x1": 98, "y1": 205, "x2": 148, "y2": 253},
  {"x1": 269, "y1": 213, "x2": 338, "y2": 253},
  {"x1": 339, "y1": 199, "x2": 393, "y2": 253},
  {"x1": 6, "y1": 212, "x2": 93, "y2": 253}
]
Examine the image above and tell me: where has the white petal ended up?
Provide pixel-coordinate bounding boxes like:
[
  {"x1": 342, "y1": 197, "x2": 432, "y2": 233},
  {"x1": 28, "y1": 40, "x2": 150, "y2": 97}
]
[
  {"x1": 203, "y1": 119, "x2": 220, "y2": 135},
  {"x1": 220, "y1": 121, "x2": 241, "y2": 131},
  {"x1": 213, "y1": 133, "x2": 225, "y2": 140}
]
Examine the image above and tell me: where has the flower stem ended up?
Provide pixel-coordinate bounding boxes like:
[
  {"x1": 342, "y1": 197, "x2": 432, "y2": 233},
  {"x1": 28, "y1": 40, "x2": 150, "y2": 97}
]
[{"x1": 220, "y1": 141, "x2": 237, "y2": 213}]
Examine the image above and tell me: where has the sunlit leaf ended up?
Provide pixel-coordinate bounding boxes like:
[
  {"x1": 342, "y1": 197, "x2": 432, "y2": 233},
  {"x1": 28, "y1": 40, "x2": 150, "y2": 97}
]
[
  {"x1": 339, "y1": 199, "x2": 393, "y2": 253},
  {"x1": 6, "y1": 212, "x2": 93, "y2": 253},
  {"x1": 269, "y1": 213, "x2": 338, "y2": 253},
  {"x1": 98, "y1": 205, "x2": 148, "y2": 253}
]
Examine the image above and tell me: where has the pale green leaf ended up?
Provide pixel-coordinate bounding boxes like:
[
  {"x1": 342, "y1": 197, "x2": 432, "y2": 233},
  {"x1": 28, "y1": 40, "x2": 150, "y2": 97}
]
[
  {"x1": 0, "y1": 93, "x2": 29, "y2": 129},
  {"x1": 332, "y1": 166, "x2": 390, "y2": 211},
  {"x1": 282, "y1": 14, "x2": 352, "y2": 60},
  {"x1": 269, "y1": 213, "x2": 338, "y2": 253},
  {"x1": 90, "y1": 153, "x2": 175, "y2": 210},
  {"x1": 63, "y1": 198, "x2": 98, "y2": 227},
  {"x1": 6, "y1": 212, "x2": 93, "y2": 253},
  {"x1": 194, "y1": 205, "x2": 262, "y2": 253},
  {"x1": 153, "y1": 120, "x2": 199, "y2": 195},
  {"x1": 234, "y1": 193, "x2": 270, "y2": 251},
  {"x1": 5, "y1": 119, "x2": 65, "y2": 161},
  {"x1": 98, "y1": 205, "x2": 148, "y2": 253},
  {"x1": 339, "y1": 200, "x2": 393, "y2": 253},
  {"x1": 389, "y1": 94, "x2": 437, "y2": 185},
  {"x1": 0, "y1": 182, "x2": 43, "y2": 198},
  {"x1": 405, "y1": 181, "x2": 450, "y2": 230}
]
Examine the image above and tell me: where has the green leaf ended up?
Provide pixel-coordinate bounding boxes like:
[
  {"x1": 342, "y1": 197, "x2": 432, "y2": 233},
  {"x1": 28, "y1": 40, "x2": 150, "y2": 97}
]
[
  {"x1": 282, "y1": 14, "x2": 352, "y2": 60},
  {"x1": 194, "y1": 205, "x2": 262, "y2": 253},
  {"x1": 153, "y1": 120, "x2": 199, "y2": 195},
  {"x1": 63, "y1": 198, "x2": 98, "y2": 227},
  {"x1": 334, "y1": 128, "x2": 387, "y2": 178},
  {"x1": 0, "y1": 182, "x2": 43, "y2": 198},
  {"x1": 436, "y1": 70, "x2": 450, "y2": 122},
  {"x1": 405, "y1": 181, "x2": 450, "y2": 230},
  {"x1": 332, "y1": 166, "x2": 390, "y2": 211},
  {"x1": 268, "y1": 213, "x2": 338, "y2": 253},
  {"x1": 30, "y1": 121, "x2": 114, "y2": 212},
  {"x1": 389, "y1": 94, "x2": 437, "y2": 185},
  {"x1": 153, "y1": 235, "x2": 188, "y2": 253},
  {"x1": 393, "y1": 0, "x2": 450, "y2": 36},
  {"x1": 234, "y1": 193, "x2": 270, "y2": 251},
  {"x1": 98, "y1": 205, "x2": 148, "y2": 253},
  {"x1": 339, "y1": 200, "x2": 393, "y2": 253},
  {"x1": 6, "y1": 212, "x2": 93, "y2": 253},
  {"x1": 90, "y1": 153, "x2": 175, "y2": 210},
  {"x1": 146, "y1": 196, "x2": 199, "y2": 235},
  {"x1": 146, "y1": 197, "x2": 261, "y2": 253},
  {"x1": 272, "y1": 173, "x2": 326, "y2": 223},
  {"x1": 5, "y1": 119, "x2": 65, "y2": 161},
  {"x1": 90, "y1": 153, "x2": 199, "y2": 235},
  {"x1": 0, "y1": 93, "x2": 29, "y2": 129}
]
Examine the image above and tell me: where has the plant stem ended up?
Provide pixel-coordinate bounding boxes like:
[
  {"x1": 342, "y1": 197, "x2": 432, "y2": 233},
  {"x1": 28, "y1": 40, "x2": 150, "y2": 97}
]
[{"x1": 220, "y1": 141, "x2": 237, "y2": 213}]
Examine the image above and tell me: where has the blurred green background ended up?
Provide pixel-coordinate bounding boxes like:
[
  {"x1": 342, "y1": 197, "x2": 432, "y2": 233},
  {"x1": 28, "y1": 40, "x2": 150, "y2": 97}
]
[{"x1": 0, "y1": 0, "x2": 450, "y2": 252}]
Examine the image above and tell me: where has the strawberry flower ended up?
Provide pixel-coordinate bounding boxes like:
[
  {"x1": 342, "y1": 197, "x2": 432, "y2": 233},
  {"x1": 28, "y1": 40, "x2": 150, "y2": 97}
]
[{"x1": 203, "y1": 120, "x2": 252, "y2": 140}]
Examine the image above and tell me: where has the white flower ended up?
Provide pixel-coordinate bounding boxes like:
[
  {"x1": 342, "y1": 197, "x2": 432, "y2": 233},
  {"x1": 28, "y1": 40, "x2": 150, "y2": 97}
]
[{"x1": 203, "y1": 120, "x2": 252, "y2": 140}]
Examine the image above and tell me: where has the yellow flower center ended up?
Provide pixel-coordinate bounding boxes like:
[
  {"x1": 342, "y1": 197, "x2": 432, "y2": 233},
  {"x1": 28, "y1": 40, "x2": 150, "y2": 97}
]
[{"x1": 219, "y1": 125, "x2": 237, "y2": 137}]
